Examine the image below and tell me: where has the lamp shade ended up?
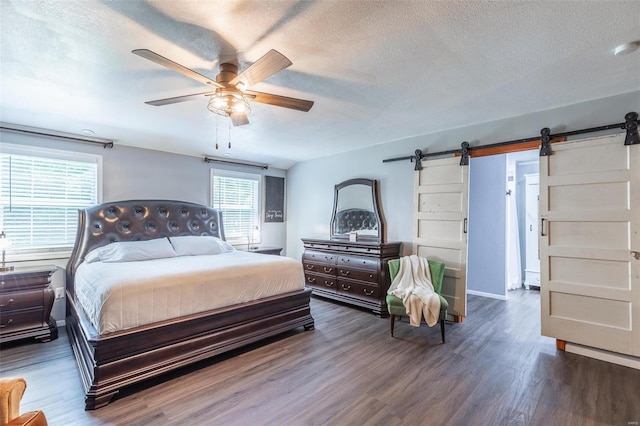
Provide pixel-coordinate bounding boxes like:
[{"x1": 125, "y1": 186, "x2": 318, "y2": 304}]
[{"x1": 0, "y1": 231, "x2": 10, "y2": 249}]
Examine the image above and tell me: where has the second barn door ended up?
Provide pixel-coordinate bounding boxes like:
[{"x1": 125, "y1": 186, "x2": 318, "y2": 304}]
[{"x1": 414, "y1": 156, "x2": 469, "y2": 317}]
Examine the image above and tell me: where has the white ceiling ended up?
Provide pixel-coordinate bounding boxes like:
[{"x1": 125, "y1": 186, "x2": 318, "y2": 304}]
[{"x1": 1, "y1": 1, "x2": 639, "y2": 169}]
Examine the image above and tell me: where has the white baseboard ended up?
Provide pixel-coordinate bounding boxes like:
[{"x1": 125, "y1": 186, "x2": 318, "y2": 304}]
[
  {"x1": 467, "y1": 289, "x2": 507, "y2": 300},
  {"x1": 565, "y1": 342, "x2": 640, "y2": 370}
]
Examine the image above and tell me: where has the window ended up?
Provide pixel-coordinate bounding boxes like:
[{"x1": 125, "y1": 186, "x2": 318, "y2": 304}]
[
  {"x1": 0, "y1": 144, "x2": 101, "y2": 257},
  {"x1": 210, "y1": 170, "x2": 260, "y2": 246}
]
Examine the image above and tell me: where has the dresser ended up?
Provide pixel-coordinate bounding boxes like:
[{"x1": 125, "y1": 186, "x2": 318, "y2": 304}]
[
  {"x1": 302, "y1": 238, "x2": 402, "y2": 317},
  {"x1": 0, "y1": 266, "x2": 58, "y2": 343}
]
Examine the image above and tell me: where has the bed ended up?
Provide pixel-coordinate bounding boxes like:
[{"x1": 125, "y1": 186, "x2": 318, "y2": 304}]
[{"x1": 65, "y1": 200, "x2": 314, "y2": 410}]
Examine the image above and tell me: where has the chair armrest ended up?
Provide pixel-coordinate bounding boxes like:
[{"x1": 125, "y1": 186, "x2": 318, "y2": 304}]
[{"x1": 6, "y1": 411, "x2": 48, "y2": 426}]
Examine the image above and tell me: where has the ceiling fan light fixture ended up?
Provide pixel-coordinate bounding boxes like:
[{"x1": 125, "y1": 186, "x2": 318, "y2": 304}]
[{"x1": 207, "y1": 89, "x2": 251, "y2": 117}]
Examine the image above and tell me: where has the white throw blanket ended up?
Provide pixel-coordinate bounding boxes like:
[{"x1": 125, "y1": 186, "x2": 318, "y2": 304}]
[{"x1": 387, "y1": 255, "x2": 441, "y2": 327}]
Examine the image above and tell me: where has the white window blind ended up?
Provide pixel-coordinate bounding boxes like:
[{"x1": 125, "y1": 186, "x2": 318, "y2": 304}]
[
  {"x1": 0, "y1": 145, "x2": 100, "y2": 255},
  {"x1": 211, "y1": 170, "x2": 260, "y2": 245}
]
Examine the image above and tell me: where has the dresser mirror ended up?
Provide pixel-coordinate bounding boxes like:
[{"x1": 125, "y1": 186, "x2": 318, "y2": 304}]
[{"x1": 330, "y1": 178, "x2": 385, "y2": 242}]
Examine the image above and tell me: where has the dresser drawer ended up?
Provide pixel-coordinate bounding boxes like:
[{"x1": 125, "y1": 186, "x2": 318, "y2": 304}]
[
  {"x1": 303, "y1": 262, "x2": 335, "y2": 275},
  {"x1": 337, "y1": 280, "x2": 380, "y2": 302},
  {"x1": 303, "y1": 251, "x2": 337, "y2": 265},
  {"x1": 0, "y1": 290, "x2": 44, "y2": 312},
  {"x1": 337, "y1": 255, "x2": 378, "y2": 270},
  {"x1": 0, "y1": 308, "x2": 45, "y2": 332},
  {"x1": 337, "y1": 267, "x2": 378, "y2": 284},
  {"x1": 305, "y1": 273, "x2": 337, "y2": 293}
]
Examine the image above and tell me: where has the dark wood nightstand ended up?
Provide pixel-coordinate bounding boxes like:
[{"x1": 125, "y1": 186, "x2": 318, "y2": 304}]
[
  {"x1": 0, "y1": 265, "x2": 58, "y2": 343},
  {"x1": 248, "y1": 246, "x2": 283, "y2": 256}
]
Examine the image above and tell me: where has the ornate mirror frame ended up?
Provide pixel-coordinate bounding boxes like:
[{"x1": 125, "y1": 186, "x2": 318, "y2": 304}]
[{"x1": 330, "y1": 178, "x2": 385, "y2": 242}]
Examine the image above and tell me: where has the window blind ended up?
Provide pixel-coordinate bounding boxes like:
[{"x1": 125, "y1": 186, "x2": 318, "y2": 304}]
[
  {"x1": 0, "y1": 150, "x2": 98, "y2": 254},
  {"x1": 211, "y1": 170, "x2": 260, "y2": 245}
]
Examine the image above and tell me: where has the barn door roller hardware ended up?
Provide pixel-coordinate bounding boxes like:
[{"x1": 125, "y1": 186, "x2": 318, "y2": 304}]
[{"x1": 383, "y1": 111, "x2": 638, "y2": 170}]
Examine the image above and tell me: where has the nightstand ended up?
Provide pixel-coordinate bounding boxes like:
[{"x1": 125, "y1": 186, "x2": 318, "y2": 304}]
[
  {"x1": 0, "y1": 265, "x2": 58, "y2": 344},
  {"x1": 248, "y1": 246, "x2": 283, "y2": 256}
]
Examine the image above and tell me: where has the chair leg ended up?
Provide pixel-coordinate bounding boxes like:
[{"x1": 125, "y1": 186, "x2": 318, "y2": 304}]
[
  {"x1": 440, "y1": 318, "x2": 446, "y2": 343},
  {"x1": 390, "y1": 315, "x2": 395, "y2": 337}
]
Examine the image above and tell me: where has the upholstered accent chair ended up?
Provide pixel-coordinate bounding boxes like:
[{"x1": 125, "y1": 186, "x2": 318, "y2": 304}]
[
  {"x1": 0, "y1": 378, "x2": 48, "y2": 426},
  {"x1": 386, "y1": 258, "x2": 448, "y2": 343}
]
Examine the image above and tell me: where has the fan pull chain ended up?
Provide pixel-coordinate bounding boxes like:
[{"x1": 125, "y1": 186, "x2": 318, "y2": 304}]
[
  {"x1": 228, "y1": 119, "x2": 231, "y2": 149},
  {"x1": 215, "y1": 115, "x2": 219, "y2": 149}
]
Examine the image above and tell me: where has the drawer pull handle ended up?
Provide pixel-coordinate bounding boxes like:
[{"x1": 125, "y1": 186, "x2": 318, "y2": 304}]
[
  {"x1": 341, "y1": 284, "x2": 352, "y2": 291},
  {"x1": 0, "y1": 298, "x2": 14, "y2": 308},
  {"x1": 369, "y1": 274, "x2": 373, "y2": 278},
  {"x1": 0, "y1": 319, "x2": 13, "y2": 328},
  {"x1": 340, "y1": 270, "x2": 350, "y2": 276},
  {"x1": 324, "y1": 281, "x2": 334, "y2": 287},
  {"x1": 305, "y1": 264, "x2": 315, "y2": 270},
  {"x1": 323, "y1": 267, "x2": 333, "y2": 273},
  {"x1": 307, "y1": 277, "x2": 316, "y2": 284},
  {"x1": 363, "y1": 289, "x2": 374, "y2": 296}
]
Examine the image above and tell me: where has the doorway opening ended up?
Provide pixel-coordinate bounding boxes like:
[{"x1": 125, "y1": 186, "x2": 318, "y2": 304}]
[{"x1": 506, "y1": 150, "x2": 539, "y2": 293}]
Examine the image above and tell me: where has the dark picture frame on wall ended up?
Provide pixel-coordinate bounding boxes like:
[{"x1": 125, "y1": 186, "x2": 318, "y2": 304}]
[{"x1": 265, "y1": 176, "x2": 285, "y2": 222}]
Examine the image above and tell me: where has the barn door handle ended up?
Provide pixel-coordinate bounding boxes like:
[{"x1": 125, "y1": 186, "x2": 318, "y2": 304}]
[
  {"x1": 463, "y1": 218, "x2": 468, "y2": 234},
  {"x1": 540, "y1": 218, "x2": 546, "y2": 236}
]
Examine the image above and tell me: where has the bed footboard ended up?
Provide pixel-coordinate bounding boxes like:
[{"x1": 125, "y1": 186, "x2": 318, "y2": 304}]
[{"x1": 67, "y1": 288, "x2": 313, "y2": 410}]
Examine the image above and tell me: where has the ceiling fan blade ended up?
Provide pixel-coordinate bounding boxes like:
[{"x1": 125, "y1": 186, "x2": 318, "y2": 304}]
[
  {"x1": 132, "y1": 49, "x2": 223, "y2": 88},
  {"x1": 244, "y1": 90, "x2": 314, "y2": 112},
  {"x1": 230, "y1": 112, "x2": 250, "y2": 127},
  {"x1": 229, "y1": 49, "x2": 292, "y2": 87},
  {"x1": 144, "y1": 92, "x2": 214, "y2": 106}
]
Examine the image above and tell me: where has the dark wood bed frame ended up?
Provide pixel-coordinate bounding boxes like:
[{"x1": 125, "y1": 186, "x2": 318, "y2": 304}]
[{"x1": 65, "y1": 200, "x2": 314, "y2": 410}]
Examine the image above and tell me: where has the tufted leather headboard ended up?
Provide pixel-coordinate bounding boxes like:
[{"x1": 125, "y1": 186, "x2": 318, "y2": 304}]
[
  {"x1": 65, "y1": 200, "x2": 225, "y2": 298},
  {"x1": 334, "y1": 208, "x2": 378, "y2": 235}
]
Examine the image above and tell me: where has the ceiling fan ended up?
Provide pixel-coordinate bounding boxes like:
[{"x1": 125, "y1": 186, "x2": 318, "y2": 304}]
[{"x1": 132, "y1": 49, "x2": 314, "y2": 126}]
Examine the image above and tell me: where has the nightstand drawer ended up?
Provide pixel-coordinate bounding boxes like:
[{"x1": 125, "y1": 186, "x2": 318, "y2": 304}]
[
  {"x1": 0, "y1": 309, "x2": 45, "y2": 332},
  {"x1": 0, "y1": 290, "x2": 44, "y2": 312}
]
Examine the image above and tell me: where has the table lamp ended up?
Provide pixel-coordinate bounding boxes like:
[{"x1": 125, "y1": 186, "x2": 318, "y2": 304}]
[{"x1": 0, "y1": 231, "x2": 14, "y2": 272}]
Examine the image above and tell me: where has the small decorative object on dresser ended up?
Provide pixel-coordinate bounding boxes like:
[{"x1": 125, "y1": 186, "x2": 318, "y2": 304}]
[
  {"x1": 248, "y1": 246, "x2": 283, "y2": 256},
  {"x1": 302, "y1": 178, "x2": 402, "y2": 316},
  {"x1": 0, "y1": 266, "x2": 58, "y2": 344}
]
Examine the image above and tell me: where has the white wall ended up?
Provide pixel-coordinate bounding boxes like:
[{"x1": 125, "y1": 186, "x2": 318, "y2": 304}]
[
  {"x1": 0, "y1": 131, "x2": 288, "y2": 322},
  {"x1": 286, "y1": 90, "x2": 640, "y2": 269}
]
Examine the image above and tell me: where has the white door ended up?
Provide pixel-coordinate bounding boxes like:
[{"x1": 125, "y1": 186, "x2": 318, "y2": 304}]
[
  {"x1": 540, "y1": 133, "x2": 640, "y2": 356},
  {"x1": 524, "y1": 174, "x2": 540, "y2": 288},
  {"x1": 414, "y1": 156, "x2": 469, "y2": 317}
]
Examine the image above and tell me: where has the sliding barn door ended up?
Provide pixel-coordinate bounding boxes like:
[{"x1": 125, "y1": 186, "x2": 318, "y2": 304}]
[
  {"x1": 414, "y1": 156, "x2": 469, "y2": 317},
  {"x1": 540, "y1": 133, "x2": 640, "y2": 356}
]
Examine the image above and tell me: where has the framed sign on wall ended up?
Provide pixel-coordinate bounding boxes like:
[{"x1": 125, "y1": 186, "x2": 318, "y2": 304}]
[{"x1": 265, "y1": 176, "x2": 285, "y2": 222}]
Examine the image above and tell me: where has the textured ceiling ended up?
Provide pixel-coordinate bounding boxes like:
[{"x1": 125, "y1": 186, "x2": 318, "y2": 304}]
[{"x1": 1, "y1": 0, "x2": 639, "y2": 169}]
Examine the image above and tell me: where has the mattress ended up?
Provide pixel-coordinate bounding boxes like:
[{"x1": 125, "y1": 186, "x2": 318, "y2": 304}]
[{"x1": 74, "y1": 251, "x2": 304, "y2": 334}]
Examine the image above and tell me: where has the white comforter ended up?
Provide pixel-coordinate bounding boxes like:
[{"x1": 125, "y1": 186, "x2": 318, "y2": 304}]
[{"x1": 74, "y1": 251, "x2": 304, "y2": 334}]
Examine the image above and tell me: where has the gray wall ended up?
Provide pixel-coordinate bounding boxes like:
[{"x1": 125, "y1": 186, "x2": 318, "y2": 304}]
[
  {"x1": 0, "y1": 131, "x2": 287, "y2": 322},
  {"x1": 286, "y1": 90, "x2": 640, "y2": 290},
  {"x1": 467, "y1": 154, "x2": 507, "y2": 297}
]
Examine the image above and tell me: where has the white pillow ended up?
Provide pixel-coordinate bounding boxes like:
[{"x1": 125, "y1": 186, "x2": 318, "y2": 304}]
[
  {"x1": 85, "y1": 237, "x2": 177, "y2": 263},
  {"x1": 169, "y1": 235, "x2": 235, "y2": 256}
]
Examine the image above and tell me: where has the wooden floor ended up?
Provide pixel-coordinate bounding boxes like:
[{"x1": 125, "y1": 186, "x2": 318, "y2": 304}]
[{"x1": 1, "y1": 289, "x2": 639, "y2": 425}]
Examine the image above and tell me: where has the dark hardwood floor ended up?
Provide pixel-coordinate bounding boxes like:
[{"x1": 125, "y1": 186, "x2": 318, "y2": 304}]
[{"x1": 1, "y1": 289, "x2": 639, "y2": 425}]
